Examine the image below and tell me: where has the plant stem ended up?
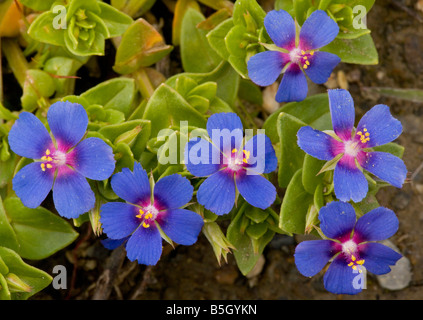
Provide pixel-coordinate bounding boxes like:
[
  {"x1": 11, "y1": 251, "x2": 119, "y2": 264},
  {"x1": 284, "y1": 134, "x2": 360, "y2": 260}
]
[{"x1": 1, "y1": 38, "x2": 28, "y2": 88}]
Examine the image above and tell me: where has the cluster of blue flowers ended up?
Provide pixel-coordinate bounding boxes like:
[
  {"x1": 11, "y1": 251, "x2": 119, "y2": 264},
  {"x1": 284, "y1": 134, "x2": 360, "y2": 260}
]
[{"x1": 7, "y1": 8, "x2": 407, "y2": 296}]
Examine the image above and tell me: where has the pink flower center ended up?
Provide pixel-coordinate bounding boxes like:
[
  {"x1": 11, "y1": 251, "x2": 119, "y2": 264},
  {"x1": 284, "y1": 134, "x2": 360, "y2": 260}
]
[
  {"x1": 40, "y1": 148, "x2": 68, "y2": 172},
  {"x1": 135, "y1": 204, "x2": 159, "y2": 229},
  {"x1": 225, "y1": 148, "x2": 250, "y2": 173},
  {"x1": 342, "y1": 239, "x2": 365, "y2": 272},
  {"x1": 289, "y1": 47, "x2": 315, "y2": 69}
]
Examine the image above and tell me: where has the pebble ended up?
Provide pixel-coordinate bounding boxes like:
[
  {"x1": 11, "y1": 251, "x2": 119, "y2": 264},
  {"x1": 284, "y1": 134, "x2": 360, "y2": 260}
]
[
  {"x1": 376, "y1": 240, "x2": 412, "y2": 291},
  {"x1": 391, "y1": 191, "x2": 411, "y2": 210}
]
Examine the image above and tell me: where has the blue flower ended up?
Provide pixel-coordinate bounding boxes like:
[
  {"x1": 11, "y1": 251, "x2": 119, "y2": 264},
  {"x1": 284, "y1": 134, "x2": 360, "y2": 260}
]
[
  {"x1": 8, "y1": 101, "x2": 116, "y2": 218},
  {"x1": 294, "y1": 201, "x2": 402, "y2": 295},
  {"x1": 297, "y1": 89, "x2": 407, "y2": 203},
  {"x1": 100, "y1": 163, "x2": 204, "y2": 265},
  {"x1": 184, "y1": 112, "x2": 277, "y2": 215},
  {"x1": 247, "y1": 9, "x2": 340, "y2": 102}
]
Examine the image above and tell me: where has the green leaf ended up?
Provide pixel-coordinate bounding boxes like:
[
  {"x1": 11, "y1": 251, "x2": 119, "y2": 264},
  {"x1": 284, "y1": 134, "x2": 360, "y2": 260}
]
[
  {"x1": 3, "y1": 197, "x2": 79, "y2": 260},
  {"x1": 98, "y1": 120, "x2": 151, "y2": 160},
  {"x1": 321, "y1": 33, "x2": 378, "y2": 65},
  {"x1": 238, "y1": 78, "x2": 263, "y2": 105},
  {"x1": 27, "y1": 11, "x2": 66, "y2": 47},
  {"x1": 371, "y1": 142, "x2": 404, "y2": 159},
  {"x1": 19, "y1": 0, "x2": 56, "y2": 11},
  {"x1": 245, "y1": 206, "x2": 269, "y2": 224},
  {"x1": 206, "y1": 18, "x2": 234, "y2": 60},
  {"x1": 0, "y1": 272, "x2": 11, "y2": 300},
  {"x1": 302, "y1": 154, "x2": 326, "y2": 194},
  {"x1": 113, "y1": 18, "x2": 173, "y2": 74},
  {"x1": 43, "y1": 57, "x2": 83, "y2": 96},
  {"x1": 166, "y1": 61, "x2": 240, "y2": 107},
  {"x1": 294, "y1": 0, "x2": 312, "y2": 25},
  {"x1": 81, "y1": 77, "x2": 136, "y2": 116},
  {"x1": 180, "y1": 8, "x2": 222, "y2": 73},
  {"x1": 0, "y1": 197, "x2": 19, "y2": 253},
  {"x1": 227, "y1": 204, "x2": 274, "y2": 275},
  {"x1": 143, "y1": 83, "x2": 207, "y2": 137},
  {"x1": 97, "y1": 2, "x2": 133, "y2": 37},
  {"x1": 232, "y1": 0, "x2": 266, "y2": 27},
  {"x1": 0, "y1": 246, "x2": 52, "y2": 300},
  {"x1": 21, "y1": 69, "x2": 56, "y2": 112},
  {"x1": 263, "y1": 93, "x2": 330, "y2": 143},
  {"x1": 362, "y1": 87, "x2": 423, "y2": 103},
  {"x1": 276, "y1": 112, "x2": 307, "y2": 188},
  {"x1": 279, "y1": 169, "x2": 313, "y2": 234}
]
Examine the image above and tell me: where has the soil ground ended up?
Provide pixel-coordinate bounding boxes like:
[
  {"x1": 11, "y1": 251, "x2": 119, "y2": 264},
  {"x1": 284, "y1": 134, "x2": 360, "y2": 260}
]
[{"x1": 32, "y1": 0, "x2": 423, "y2": 300}]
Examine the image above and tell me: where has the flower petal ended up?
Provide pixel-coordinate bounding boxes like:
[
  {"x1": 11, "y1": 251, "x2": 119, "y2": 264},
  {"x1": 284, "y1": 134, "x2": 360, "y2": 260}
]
[
  {"x1": 275, "y1": 63, "x2": 308, "y2": 102},
  {"x1": 294, "y1": 240, "x2": 335, "y2": 277},
  {"x1": 101, "y1": 237, "x2": 128, "y2": 250},
  {"x1": 12, "y1": 162, "x2": 54, "y2": 209},
  {"x1": 52, "y1": 167, "x2": 95, "y2": 218},
  {"x1": 304, "y1": 51, "x2": 341, "y2": 84},
  {"x1": 126, "y1": 225, "x2": 162, "y2": 265},
  {"x1": 360, "y1": 242, "x2": 402, "y2": 275},
  {"x1": 334, "y1": 157, "x2": 368, "y2": 203},
  {"x1": 153, "y1": 174, "x2": 193, "y2": 210},
  {"x1": 328, "y1": 89, "x2": 355, "y2": 141},
  {"x1": 247, "y1": 51, "x2": 290, "y2": 86},
  {"x1": 361, "y1": 152, "x2": 407, "y2": 188},
  {"x1": 243, "y1": 134, "x2": 277, "y2": 174},
  {"x1": 158, "y1": 209, "x2": 204, "y2": 245},
  {"x1": 47, "y1": 101, "x2": 88, "y2": 150},
  {"x1": 71, "y1": 137, "x2": 115, "y2": 180},
  {"x1": 297, "y1": 126, "x2": 340, "y2": 161},
  {"x1": 184, "y1": 137, "x2": 221, "y2": 177},
  {"x1": 354, "y1": 207, "x2": 399, "y2": 243},
  {"x1": 299, "y1": 10, "x2": 339, "y2": 50},
  {"x1": 207, "y1": 112, "x2": 244, "y2": 155},
  {"x1": 100, "y1": 202, "x2": 140, "y2": 240},
  {"x1": 8, "y1": 112, "x2": 53, "y2": 159},
  {"x1": 197, "y1": 170, "x2": 236, "y2": 215},
  {"x1": 236, "y1": 172, "x2": 276, "y2": 210},
  {"x1": 356, "y1": 104, "x2": 402, "y2": 148},
  {"x1": 264, "y1": 10, "x2": 296, "y2": 49},
  {"x1": 318, "y1": 201, "x2": 357, "y2": 241},
  {"x1": 110, "y1": 162, "x2": 151, "y2": 204},
  {"x1": 323, "y1": 254, "x2": 363, "y2": 295}
]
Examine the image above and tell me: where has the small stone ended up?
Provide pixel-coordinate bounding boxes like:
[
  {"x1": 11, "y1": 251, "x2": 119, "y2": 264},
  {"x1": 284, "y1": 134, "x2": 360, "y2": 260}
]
[
  {"x1": 391, "y1": 191, "x2": 411, "y2": 210},
  {"x1": 376, "y1": 240, "x2": 412, "y2": 291},
  {"x1": 337, "y1": 70, "x2": 349, "y2": 90},
  {"x1": 262, "y1": 82, "x2": 280, "y2": 114},
  {"x1": 246, "y1": 254, "x2": 265, "y2": 279},
  {"x1": 214, "y1": 265, "x2": 239, "y2": 285}
]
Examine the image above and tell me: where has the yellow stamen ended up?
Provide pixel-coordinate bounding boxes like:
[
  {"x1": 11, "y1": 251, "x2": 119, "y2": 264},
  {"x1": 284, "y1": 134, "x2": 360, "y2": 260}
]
[
  {"x1": 306, "y1": 60, "x2": 310, "y2": 66},
  {"x1": 41, "y1": 156, "x2": 47, "y2": 161},
  {"x1": 232, "y1": 148, "x2": 237, "y2": 153},
  {"x1": 46, "y1": 164, "x2": 53, "y2": 169},
  {"x1": 301, "y1": 50, "x2": 305, "y2": 55},
  {"x1": 136, "y1": 209, "x2": 144, "y2": 219},
  {"x1": 310, "y1": 51, "x2": 314, "y2": 56},
  {"x1": 142, "y1": 222, "x2": 150, "y2": 228},
  {"x1": 303, "y1": 64, "x2": 308, "y2": 69},
  {"x1": 243, "y1": 150, "x2": 250, "y2": 160},
  {"x1": 145, "y1": 213, "x2": 153, "y2": 220},
  {"x1": 46, "y1": 149, "x2": 51, "y2": 155},
  {"x1": 41, "y1": 163, "x2": 46, "y2": 172}
]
